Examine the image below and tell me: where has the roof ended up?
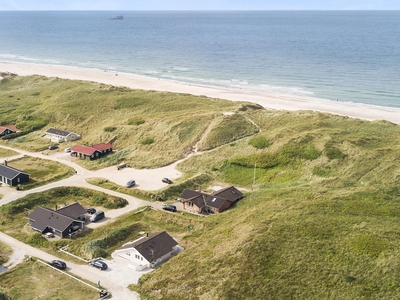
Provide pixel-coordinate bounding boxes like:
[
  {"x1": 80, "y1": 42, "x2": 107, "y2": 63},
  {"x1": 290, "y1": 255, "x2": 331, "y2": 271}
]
[
  {"x1": 117, "y1": 232, "x2": 178, "y2": 262},
  {"x1": 180, "y1": 189, "x2": 202, "y2": 200},
  {"x1": 55, "y1": 202, "x2": 86, "y2": 219},
  {"x1": 92, "y1": 143, "x2": 112, "y2": 151},
  {"x1": 71, "y1": 145, "x2": 98, "y2": 156},
  {"x1": 0, "y1": 125, "x2": 18, "y2": 134},
  {"x1": 0, "y1": 164, "x2": 29, "y2": 180},
  {"x1": 211, "y1": 186, "x2": 244, "y2": 202},
  {"x1": 45, "y1": 127, "x2": 73, "y2": 137},
  {"x1": 184, "y1": 193, "x2": 228, "y2": 210},
  {"x1": 27, "y1": 207, "x2": 77, "y2": 233}
]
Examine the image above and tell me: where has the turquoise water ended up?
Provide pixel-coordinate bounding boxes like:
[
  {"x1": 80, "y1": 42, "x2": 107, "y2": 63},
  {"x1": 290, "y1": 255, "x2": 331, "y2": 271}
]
[{"x1": 0, "y1": 11, "x2": 399, "y2": 108}]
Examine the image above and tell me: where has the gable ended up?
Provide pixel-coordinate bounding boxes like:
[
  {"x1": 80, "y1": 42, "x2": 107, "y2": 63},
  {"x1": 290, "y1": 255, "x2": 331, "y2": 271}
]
[
  {"x1": 55, "y1": 202, "x2": 86, "y2": 219},
  {"x1": 0, "y1": 164, "x2": 29, "y2": 180},
  {"x1": 118, "y1": 232, "x2": 178, "y2": 262},
  {"x1": 212, "y1": 186, "x2": 244, "y2": 202},
  {"x1": 27, "y1": 207, "x2": 76, "y2": 232}
]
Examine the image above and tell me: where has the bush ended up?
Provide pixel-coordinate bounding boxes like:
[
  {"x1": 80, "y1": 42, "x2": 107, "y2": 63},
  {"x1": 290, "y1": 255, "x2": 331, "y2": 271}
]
[
  {"x1": 248, "y1": 136, "x2": 271, "y2": 149},
  {"x1": 140, "y1": 137, "x2": 154, "y2": 145},
  {"x1": 128, "y1": 117, "x2": 145, "y2": 126},
  {"x1": 325, "y1": 146, "x2": 347, "y2": 159},
  {"x1": 103, "y1": 126, "x2": 117, "y2": 132}
]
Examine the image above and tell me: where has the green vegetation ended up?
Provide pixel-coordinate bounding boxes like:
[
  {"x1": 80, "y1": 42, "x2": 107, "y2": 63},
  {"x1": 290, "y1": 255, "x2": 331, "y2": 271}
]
[
  {"x1": 140, "y1": 137, "x2": 154, "y2": 145},
  {"x1": 0, "y1": 259, "x2": 98, "y2": 300},
  {"x1": 0, "y1": 75, "x2": 248, "y2": 168},
  {"x1": 6, "y1": 156, "x2": 75, "y2": 189},
  {"x1": 248, "y1": 135, "x2": 271, "y2": 149},
  {"x1": 1, "y1": 77, "x2": 400, "y2": 299},
  {"x1": 0, "y1": 187, "x2": 127, "y2": 247},
  {"x1": 103, "y1": 126, "x2": 117, "y2": 132}
]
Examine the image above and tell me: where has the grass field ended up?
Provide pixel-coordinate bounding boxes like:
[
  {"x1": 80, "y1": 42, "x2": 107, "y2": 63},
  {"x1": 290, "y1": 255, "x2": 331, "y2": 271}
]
[
  {"x1": 1, "y1": 76, "x2": 400, "y2": 299},
  {"x1": 0, "y1": 258, "x2": 99, "y2": 300},
  {"x1": 6, "y1": 156, "x2": 75, "y2": 189},
  {"x1": 0, "y1": 148, "x2": 18, "y2": 158}
]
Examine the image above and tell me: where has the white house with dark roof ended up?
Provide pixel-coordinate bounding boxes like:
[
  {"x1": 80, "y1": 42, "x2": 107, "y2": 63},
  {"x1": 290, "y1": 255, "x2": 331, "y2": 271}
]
[
  {"x1": 0, "y1": 161, "x2": 30, "y2": 186},
  {"x1": 113, "y1": 232, "x2": 179, "y2": 270},
  {"x1": 45, "y1": 127, "x2": 80, "y2": 143}
]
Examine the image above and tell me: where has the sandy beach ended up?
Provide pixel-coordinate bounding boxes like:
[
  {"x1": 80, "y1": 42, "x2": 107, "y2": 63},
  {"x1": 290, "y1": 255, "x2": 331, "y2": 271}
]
[{"x1": 1, "y1": 61, "x2": 400, "y2": 124}]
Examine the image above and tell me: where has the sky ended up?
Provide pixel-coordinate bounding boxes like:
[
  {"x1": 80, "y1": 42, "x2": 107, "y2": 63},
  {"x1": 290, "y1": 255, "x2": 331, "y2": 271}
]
[{"x1": 0, "y1": 0, "x2": 400, "y2": 11}]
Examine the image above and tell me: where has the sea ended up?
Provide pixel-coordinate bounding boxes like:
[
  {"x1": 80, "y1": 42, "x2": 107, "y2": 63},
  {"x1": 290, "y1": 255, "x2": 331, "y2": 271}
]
[{"x1": 0, "y1": 11, "x2": 399, "y2": 108}]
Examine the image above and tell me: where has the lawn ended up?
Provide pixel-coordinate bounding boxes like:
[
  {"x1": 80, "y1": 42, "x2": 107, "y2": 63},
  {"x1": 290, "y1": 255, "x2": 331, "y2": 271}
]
[
  {"x1": 0, "y1": 147, "x2": 18, "y2": 158},
  {"x1": 0, "y1": 258, "x2": 99, "y2": 300},
  {"x1": 0, "y1": 240, "x2": 12, "y2": 265},
  {"x1": 6, "y1": 156, "x2": 75, "y2": 189}
]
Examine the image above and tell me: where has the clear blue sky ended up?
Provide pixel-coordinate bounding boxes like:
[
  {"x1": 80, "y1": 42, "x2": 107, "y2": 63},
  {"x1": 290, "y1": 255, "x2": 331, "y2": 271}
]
[{"x1": 1, "y1": 0, "x2": 399, "y2": 10}]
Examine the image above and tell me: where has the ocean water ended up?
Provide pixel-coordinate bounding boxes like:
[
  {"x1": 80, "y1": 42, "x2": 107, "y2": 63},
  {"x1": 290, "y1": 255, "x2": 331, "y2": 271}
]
[{"x1": 0, "y1": 11, "x2": 399, "y2": 108}]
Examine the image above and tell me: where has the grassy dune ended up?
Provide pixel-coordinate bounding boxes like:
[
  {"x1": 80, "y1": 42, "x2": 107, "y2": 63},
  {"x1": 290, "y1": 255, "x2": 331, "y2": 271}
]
[{"x1": 1, "y1": 76, "x2": 400, "y2": 299}]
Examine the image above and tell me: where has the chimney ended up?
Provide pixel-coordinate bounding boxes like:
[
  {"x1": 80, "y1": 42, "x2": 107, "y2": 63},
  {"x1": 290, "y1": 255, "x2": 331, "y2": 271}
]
[
  {"x1": 146, "y1": 233, "x2": 148, "y2": 237},
  {"x1": 4, "y1": 160, "x2": 7, "y2": 166}
]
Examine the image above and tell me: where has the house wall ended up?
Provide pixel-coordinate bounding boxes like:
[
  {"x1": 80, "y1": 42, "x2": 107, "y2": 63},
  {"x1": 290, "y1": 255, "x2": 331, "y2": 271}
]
[
  {"x1": 215, "y1": 201, "x2": 231, "y2": 213},
  {"x1": 0, "y1": 129, "x2": 13, "y2": 137},
  {"x1": 116, "y1": 248, "x2": 151, "y2": 269},
  {"x1": 183, "y1": 202, "x2": 202, "y2": 214},
  {"x1": 13, "y1": 173, "x2": 29, "y2": 186},
  {"x1": 65, "y1": 134, "x2": 79, "y2": 142}
]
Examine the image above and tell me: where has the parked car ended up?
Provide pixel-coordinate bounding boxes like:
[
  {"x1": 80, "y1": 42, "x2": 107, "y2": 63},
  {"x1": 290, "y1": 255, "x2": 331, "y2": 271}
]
[
  {"x1": 162, "y1": 178, "x2": 173, "y2": 184},
  {"x1": 48, "y1": 145, "x2": 58, "y2": 150},
  {"x1": 162, "y1": 204, "x2": 177, "y2": 212},
  {"x1": 90, "y1": 210, "x2": 105, "y2": 222},
  {"x1": 126, "y1": 179, "x2": 136, "y2": 188},
  {"x1": 65, "y1": 147, "x2": 72, "y2": 153},
  {"x1": 90, "y1": 260, "x2": 108, "y2": 270},
  {"x1": 86, "y1": 207, "x2": 96, "y2": 215},
  {"x1": 49, "y1": 260, "x2": 66, "y2": 270}
]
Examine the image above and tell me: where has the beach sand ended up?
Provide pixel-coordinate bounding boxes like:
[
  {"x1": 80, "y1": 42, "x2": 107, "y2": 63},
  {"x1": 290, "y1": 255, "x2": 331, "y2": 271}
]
[{"x1": 1, "y1": 61, "x2": 400, "y2": 124}]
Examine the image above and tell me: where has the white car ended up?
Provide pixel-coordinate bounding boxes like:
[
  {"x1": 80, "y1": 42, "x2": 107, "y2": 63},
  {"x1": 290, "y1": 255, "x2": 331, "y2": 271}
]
[{"x1": 65, "y1": 147, "x2": 72, "y2": 153}]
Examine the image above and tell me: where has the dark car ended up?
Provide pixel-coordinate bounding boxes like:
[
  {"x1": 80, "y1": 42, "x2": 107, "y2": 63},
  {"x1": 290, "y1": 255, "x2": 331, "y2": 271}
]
[
  {"x1": 48, "y1": 145, "x2": 58, "y2": 150},
  {"x1": 162, "y1": 178, "x2": 173, "y2": 184},
  {"x1": 49, "y1": 260, "x2": 66, "y2": 270},
  {"x1": 126, "y1": 179, "x2": 136, "y2": 188},
  {"x1": 90, "y1": 260, "x2": 108, "y2": 270},
  {"x1": 86, "y1": 207, "x2": 96, "y2": 215},
  {"x1": 162, "y1": 204, "x2": 177, "y2": 212}
]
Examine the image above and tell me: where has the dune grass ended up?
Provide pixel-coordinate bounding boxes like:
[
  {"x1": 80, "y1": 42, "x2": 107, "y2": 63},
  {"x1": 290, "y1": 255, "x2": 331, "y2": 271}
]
[
  {"x1": 1, "y1": 76, "x2": 400, "y2": 299},
  {"x1": 0, "y1": 148, "x2": 18, "y2": 158}
]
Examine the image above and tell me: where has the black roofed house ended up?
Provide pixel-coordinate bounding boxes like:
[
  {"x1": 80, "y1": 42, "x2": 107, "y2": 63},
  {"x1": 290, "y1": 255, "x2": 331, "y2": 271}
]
[
  {"x1": 27, "y1": 202, "x2": 87, "y2": 238},
  {"x1": 0, "y1": 161, "x2": 30, "y2": 186},
  {"x1": 211, "y1": 186, "x2": 244, "y2": 204},
  {"x1": 180, "y1": 186, "x2": 244, "y2": 214},
  {"x1": 113, "y1": 232, "x2": 179, "y2": 270},
  {"x1": 45, "y1": 127, "x2": 80, "y2": 143}
]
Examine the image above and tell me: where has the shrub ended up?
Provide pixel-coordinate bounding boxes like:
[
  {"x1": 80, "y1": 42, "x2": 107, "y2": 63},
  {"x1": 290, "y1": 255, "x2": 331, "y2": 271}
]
[
  {"x1": 140, "y1": 137, "x2": 154, "y2": 145},
  {"x1": 128, "y1": 117, "x2": 145, "y2": 126},
  {"x1": 325, "y1": 146, "x2": 347, "y2": 159},
  {"x1": 248, "y1": 136, "x2": 271, "y2": 149},
  {"x1": 349, "y1": 234, "x2": 388, "y2": 257},
  {"x1": 103, "y1": 126, "x2": 117, "y2": 132}
]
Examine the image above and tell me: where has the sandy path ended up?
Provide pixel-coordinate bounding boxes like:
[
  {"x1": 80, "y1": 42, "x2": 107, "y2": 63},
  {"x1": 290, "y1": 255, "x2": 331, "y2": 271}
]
[{"x1": 1, "y1": 61, "x2": 400, "y2": 124}]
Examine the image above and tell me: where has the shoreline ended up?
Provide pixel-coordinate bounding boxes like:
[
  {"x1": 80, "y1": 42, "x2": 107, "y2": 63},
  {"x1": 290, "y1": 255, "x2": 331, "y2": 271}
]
[{"x1": 1, "y1": 60, "x2": 400, "y2": 124}]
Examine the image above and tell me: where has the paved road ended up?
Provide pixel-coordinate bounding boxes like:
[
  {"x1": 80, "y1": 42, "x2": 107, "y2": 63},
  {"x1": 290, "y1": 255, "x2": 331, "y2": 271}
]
[{"x1": 0, "y1": 144, "x2": 184, "y2": 299}]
